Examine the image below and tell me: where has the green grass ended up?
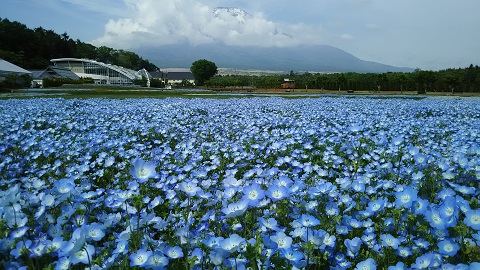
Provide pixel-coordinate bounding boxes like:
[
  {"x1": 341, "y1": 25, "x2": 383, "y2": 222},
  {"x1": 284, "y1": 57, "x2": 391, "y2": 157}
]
[{"x1": 1, "y1": 84, "x2": 476, "y2": 99}]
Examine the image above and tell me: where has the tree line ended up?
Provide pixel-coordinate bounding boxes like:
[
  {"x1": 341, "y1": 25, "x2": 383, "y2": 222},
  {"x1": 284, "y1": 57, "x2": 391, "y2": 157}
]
[
  {"x1": 0, "y1": 18, "x2": 158, "y2": 71},
  {"x1": 206, "y1": 66, "x2": 480, "y2": 93}
]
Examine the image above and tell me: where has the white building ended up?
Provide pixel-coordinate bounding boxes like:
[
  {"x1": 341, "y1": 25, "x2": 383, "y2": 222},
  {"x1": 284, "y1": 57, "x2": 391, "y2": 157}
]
[{"x1": 50, "y1": 58, "x2": 151, "y2": 86}]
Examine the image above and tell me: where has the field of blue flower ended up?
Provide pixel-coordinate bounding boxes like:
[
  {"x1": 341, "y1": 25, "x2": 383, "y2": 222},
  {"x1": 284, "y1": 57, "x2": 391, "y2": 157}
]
[{"x1": 0, "y1": 96, "x2": 479, "y2": 270}]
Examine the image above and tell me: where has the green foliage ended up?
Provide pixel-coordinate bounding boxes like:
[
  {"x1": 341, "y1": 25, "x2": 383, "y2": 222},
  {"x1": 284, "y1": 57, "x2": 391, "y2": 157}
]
[
  {"x1": 206, "y1": 67, "x2": 480, "y2": 92},
  {"x1": 0, "y1": 18, "x2": 158, "y2": 71},
  {"x1": 132, "y1": 77, "x2": 148, "y2": 87},
  {"x1": 149, "y1": 78, "x2": 165, "y2": 88},
  {"x1": 42, "y1": 77, "x2": 93, "y2": 88},
  {"x1": 0, "y1": 73, "x2": 31, "y2": 90},
  {"x1": 191, "y1": 59, "x2": 218, "y2": 86}
]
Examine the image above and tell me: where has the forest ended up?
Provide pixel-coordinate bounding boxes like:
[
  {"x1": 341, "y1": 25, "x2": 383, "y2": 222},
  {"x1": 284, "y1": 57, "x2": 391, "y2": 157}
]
[
  {"x1": 0, "y1": 18, "x2": 157, "y2": 71},
  {"x1": 207, "y1": 67, "x2": 480, "y2": 93}
]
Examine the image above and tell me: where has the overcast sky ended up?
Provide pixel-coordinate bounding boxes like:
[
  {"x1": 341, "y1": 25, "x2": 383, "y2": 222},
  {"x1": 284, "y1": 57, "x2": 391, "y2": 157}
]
[{"x1": 2, "y1": 0, "x2": 479, "y2": 70}]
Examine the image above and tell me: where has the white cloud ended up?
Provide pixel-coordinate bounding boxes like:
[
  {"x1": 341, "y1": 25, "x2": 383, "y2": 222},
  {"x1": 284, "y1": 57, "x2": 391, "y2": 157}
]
[
  {"x1": 92, "y1": 0, "x2": 325, "y2": 49},
  {"x1": 340, "y1": 34, "x2": 354, "y2": 41}
]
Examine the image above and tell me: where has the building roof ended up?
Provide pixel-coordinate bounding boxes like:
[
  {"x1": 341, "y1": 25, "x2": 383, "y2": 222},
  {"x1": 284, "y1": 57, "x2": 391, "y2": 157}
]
[
  {"x1": 167, "y1": 71, "x2": 195, "y2": 81},
  {"x1": 0, "y1": 59, "x2": 31, "y2": 74},
  {"x1": 32, "y1": 66, "x2": 80, "y2": 80},
  {"x1": 150, "y1": 71, "x2": 166, "y2": 79},
  {"x1": 50, "y1": 58, "x2": 141, "y2": 80}
]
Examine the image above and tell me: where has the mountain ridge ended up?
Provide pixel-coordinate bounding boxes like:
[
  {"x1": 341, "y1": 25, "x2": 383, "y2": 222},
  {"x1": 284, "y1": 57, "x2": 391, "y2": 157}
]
[
  {"x1": 136, "y1": 7, "x2": 413, "y2": 73},
  {"x1": 137, "y1": 43, "x2": 414, "y2": 73}
]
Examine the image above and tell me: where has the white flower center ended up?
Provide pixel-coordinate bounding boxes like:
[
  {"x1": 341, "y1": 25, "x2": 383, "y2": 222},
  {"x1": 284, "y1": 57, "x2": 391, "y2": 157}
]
[
  {"x1": 139, "y1": 167, "x2": 149, "y2": 177},
  {"x1": 471, "y1": 215, "x2": 480, "y2": 224},
  {"x1": 401, "y1": 194, "x2": 410, "y2": 203},
  {"x1": 432, "y1": 213, "x2": 441, "y2": 223},
  {"x1": 272, "y1": 190, "x2": 282, "y2": 198}
]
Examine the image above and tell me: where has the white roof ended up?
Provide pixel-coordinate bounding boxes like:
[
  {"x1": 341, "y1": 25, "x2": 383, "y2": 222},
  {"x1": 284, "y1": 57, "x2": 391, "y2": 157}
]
[
  {"x1": 50, "y1": 58, "x2": 142, "y2": 80},
  {"x1": 0, "y1": 59, "x2": 31, "y2": 74}
]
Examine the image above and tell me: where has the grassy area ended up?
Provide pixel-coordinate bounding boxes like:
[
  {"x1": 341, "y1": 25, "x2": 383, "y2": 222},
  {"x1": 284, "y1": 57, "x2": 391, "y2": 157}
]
[{"x1": 1, "y1": 84, "x2": 479, "y2": 99}]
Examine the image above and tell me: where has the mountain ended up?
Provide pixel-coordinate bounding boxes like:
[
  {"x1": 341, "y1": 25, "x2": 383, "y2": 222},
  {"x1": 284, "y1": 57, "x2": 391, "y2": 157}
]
[
  {"x1": 138, "y1": 7, "x2": 412, "y2": 73},
  {"x1": 212, "y1": 7, "x2": 250, "y2": 23},
  {"x1": 137, "y1": 43, "x2": 414, "y2": 73}
]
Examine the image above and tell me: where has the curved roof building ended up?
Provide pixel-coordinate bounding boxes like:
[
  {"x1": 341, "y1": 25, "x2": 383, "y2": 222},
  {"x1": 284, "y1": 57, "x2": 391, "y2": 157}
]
[{"x1": 50, "y1": 58, "x2": 151, "y2": 86}]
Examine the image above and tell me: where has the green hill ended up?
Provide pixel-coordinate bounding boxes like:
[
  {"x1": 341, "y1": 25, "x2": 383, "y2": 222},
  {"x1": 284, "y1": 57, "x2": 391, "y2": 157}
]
[{"x1": 0, "y1": 18, "x2": 157, "y2": 71}]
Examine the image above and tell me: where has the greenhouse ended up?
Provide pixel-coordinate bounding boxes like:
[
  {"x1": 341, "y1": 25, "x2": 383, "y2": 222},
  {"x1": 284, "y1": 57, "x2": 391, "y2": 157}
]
[{"x1": 50, "y1": 58, "x2": 151, "y2": 85}]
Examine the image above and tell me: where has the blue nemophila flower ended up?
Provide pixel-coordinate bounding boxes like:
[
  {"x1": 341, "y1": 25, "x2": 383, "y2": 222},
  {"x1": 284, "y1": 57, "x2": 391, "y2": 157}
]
[
  {"x1": 323, "y1": 233, "x2": 336, "y2": 249},
  {"x1": 351, "y1": 180, "x2": 365, "y2": 193},
  {"x1": 454, "y1": 184, "x2": 476, "y2": 195},
  {"x1": 355, "y1": 258, "x2": 376, "y2": 270},
  {"x1": 437, "y1": 239, "x2": 460, "y2": 256},
  {"x1": 85, "y1": 223, "x2": 105, "y2": 241},
  {"x1": 59, "y1": 227, "x2": 87, "y2": 258},
  {"x1": 297, "y1": 214, "x2": 320, "y2": 227},
  {"x1": 259, "y1": 217, "x2": 281, "y2": 231},
  {"x1": 380, "y1": 234, "x2": 400, "y2": 249},
  {"x1": 143, "y1": 251, "x2": 168, "y2": 270},
  {"x1": 242, "y1": 183, "x2": 265, "y2": 206},
  {"x1": 165, "y1": 246, "x2": 184, "y2": 259},
  {"x1": 178, "y1": 181, "x2": 202, "y2": 197},
  {"x1": 222, "y1": 198, "x2": 249, "y2": 218},
  {"x1": 361, "y1": 233, "x2": 376, "y2": 248},
  {"x1": 412, "y1": 252, "x2": 435, "y2": 269},
  {"x1": 130, "y1": 158, "x2": 157, "y2": 182},
  {"x1": 30, "y1": 241, "x2": 46, "y2": 257},
  {"x1": 10, "y1": 239, "x2": 31, "y2": 259},
  {"x1": 69, "y1": 244, "x2": 95, "y2": 265},
  {"x1": 424, "y1": 207, "x2": 447, "y2": 230},
  {"x1": 290, "y1": 227, "x2": 307, "y2": 239},
  {"x1": 413, "y1": 153, "x2": 428, "y2": 166},
  {"x1": 203, "y1": 236, "x2": 224, "y2": 249},
  {"x1": 414, "y1": 238, "x2": 430, "y2": 250},
  {"x1": 396, "y1": 246, "x2": 412, "y2": 258},
  {"x1": 412, "y1": 198, "x2": 429, "y2": 215},
  {"x1": 270, "y1": 231, "x2": 293, "y2": 249},
  {"x1": 325, "y1": 202, "x2": 340, "y2": 216},
  {"x1": 265, "y1": 184, "x2": 290, "y2": 202},
  {"x1": 392, "y1": 136, "x2": 403, "y2": 146},
  {"x1": 148, "y1": 196, "x2": 164, "y2": 210},
  {"x1": 226, "y1": 257, "x2": 248, "y2": 270},
  {"x1": 470, "y1": 262, "x2": 480, "y2": 269},
  {"x1": 209, "y1": 249, "x2": 229, "y2": 266},
  {"x1": 113, "y1": 240, "x2": 129, "y2": 255},
  {"x1": 464, "y1": 209, "x2": 480, "y2": 230},
  {"x1": 394, "y1": 186, "x2": 418, "y2": 208},
  {"x1": 53, "y1": 177, "x2": 75, "y2": 194},
  {"x1": 130, "y1": 249, "x2": 152, "y2": 267},
  {"x1": 55, "y1": 256, "x2": 71, "y2": 270},
  {"x1": 344, "y1": 237, "x2": 362, "y2": 258},
  {"x1": 274, "y1": 175, "x2": 294, "y2": 188},
  {"x1": 387, "y1": 262, "x2": 406, "y2": 270},
  {"x1": 279, "y1": 248, "x2": 304, "y2": 264},
  {"x1": 189, "y1": 248, "x2": 203, "y2": 266},
  {"x1": 336, "y1": 225, "x2": 349, "y2": 235},
  {"x1": 305, "y1": 200, "x2": 319, "y2": 212},
  {"x1": 10, "y1": 226, "x2": 28, "y2": 239},
  {"x1": 220, "y1": 234, "x2": 246, "y2": 253}
]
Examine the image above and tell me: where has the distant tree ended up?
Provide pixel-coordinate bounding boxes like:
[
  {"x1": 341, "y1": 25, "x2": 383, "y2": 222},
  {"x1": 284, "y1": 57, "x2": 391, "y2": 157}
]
[
  {"x1": 414, "y1": 70, "x2": 436, "y2": 92},
  {"x1": 191, "y1": 59, "x2": 218, "y2": 86}
]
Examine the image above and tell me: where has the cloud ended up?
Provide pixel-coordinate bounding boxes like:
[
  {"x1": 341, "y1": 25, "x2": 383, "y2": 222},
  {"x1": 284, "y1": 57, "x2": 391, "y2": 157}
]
[
  {"x1": 340, "y1": 34, "x2": 354, "y2": 41},
  {"x1": 92, "y1": 0, "x2": 325, "y2": 49}
]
